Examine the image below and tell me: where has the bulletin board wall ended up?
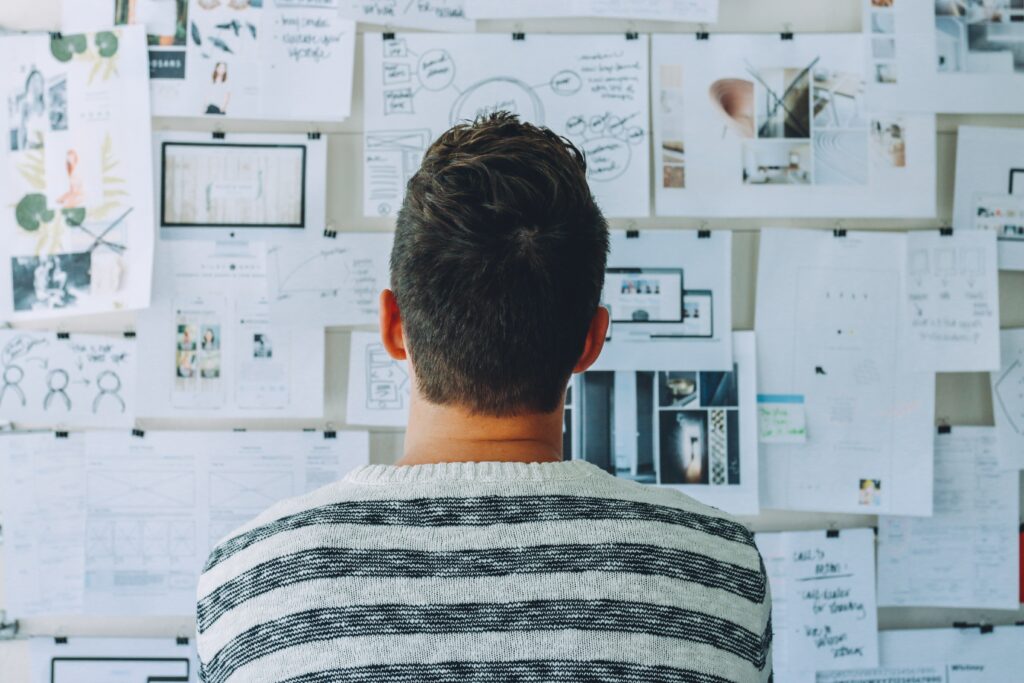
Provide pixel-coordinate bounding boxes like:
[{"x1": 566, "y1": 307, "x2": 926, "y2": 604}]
[{"x1": 2, "y1": 0, "x2": 1023, "y2": 675}]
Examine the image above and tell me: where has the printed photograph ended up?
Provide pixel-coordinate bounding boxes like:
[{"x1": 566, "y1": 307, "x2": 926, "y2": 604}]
[
  {"x1": 699, "y1": 367, "x2": 738, "y2": 407},
  {"x1": 871, "y1": 12, "x2": 896, "y2": 33},
  {"x1": 741, "y1": 140, "x2": 812, "y2": 184},
  {"x1": 659, "y1": 410, "x2": 709, "y2": 485},
  {"x1": 658, "y1": 372, "x2": 698, "y2": 408},
  {"x1": 7, "y1": 67, "x2": 49, "y2": 151},
  {"x1": 811, "y1": 68, "x2": 866, "y2": 129},
  {"x1": 872, "y1": 37, "x2": 897, "y2": 60},
  {"x1": 199, "y1": 325, "x2": 221, "y2": 378},
  {"x1": 115, "y1": 0, "x2": 189, "y2": 46},
  {"x1": 874, "y1": 62, "x2": 898, "y2": 83},
  {"x1": 870, "y1": 118, "x2": 907, "y2": 167},
  {"x1": 872, "y1": 0, "x2": 894, "y2": 6},
  {"x1": 660, "y1": 63, "x2": 687, "y2": 188},
  {"x1": 11, "y1": 252, "x2": 91, "y2": 312},
  {"x1": 578, "y1": 371, "x2": 657, "y2": 484},
  {"x1": 813, "y1": 131, "x2": 869, "y2": 184},
  {"x1": 752, "y1": 66, "x2": 811, "y2": 138},
  {"x1": 936, "y1": 0, "x2": 1024, "y2": 74},
  {"x1": 858, "y1": 478, "x2": 883, "y2": 507},
  {"x1": 253, "y1": 332, "x2": 273, "y2": 358},
  {"x1": 709, "y1": 78, "x2": 755, "y2": 139}
]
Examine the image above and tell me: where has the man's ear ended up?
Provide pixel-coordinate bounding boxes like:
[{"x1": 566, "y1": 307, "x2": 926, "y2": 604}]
[
  {"x1": 573, "y1": 306, "x2": 609, "y2": 373},
  {"x1": 379, "y1": 289, "x2": 407, "y2": 361}
]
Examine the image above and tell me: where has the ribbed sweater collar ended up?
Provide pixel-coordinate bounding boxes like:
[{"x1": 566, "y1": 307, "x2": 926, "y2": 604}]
[{"x1": 345, "y1": 459, "x2": 602, "y2": 485}]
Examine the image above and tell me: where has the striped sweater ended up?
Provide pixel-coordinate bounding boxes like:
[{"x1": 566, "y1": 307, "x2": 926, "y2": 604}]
[{"x1": 196, "y1": 460, "x2": 772, "y2": 683}]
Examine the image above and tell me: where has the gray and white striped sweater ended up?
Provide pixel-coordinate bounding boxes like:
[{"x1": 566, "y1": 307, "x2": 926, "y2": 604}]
[{"x1": 196, "y1": 460, "x2": 772, "y2": 683}]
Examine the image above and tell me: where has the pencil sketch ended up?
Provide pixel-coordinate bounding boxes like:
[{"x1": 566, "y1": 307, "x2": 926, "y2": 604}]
[{"x1": 366, "y1": 342, "x2": 409, "y2": 411}]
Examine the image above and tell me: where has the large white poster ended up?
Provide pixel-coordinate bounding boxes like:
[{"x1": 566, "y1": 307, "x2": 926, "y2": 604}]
[
  {"x1": 864, "y1": 0, "x2": 1024, "y2": 114},
  {"x1": 952, "y1": 126, "x2": 1024, "y2": 270},
  {"x1": 652, "y1": 33, "x2": 936, "y2": 218},
  {"x1": 363, "y1": 33, "x2": 650, "y2": 218},
  {"x1": 0, "y1": 27, "x2": 154, "y2": 320},
  {"x1": 756, "y1": 229, "x2": 935, "y2": 516},
  {"x1": 467, "y1": 0, "x2": 718, "y2": 22}
]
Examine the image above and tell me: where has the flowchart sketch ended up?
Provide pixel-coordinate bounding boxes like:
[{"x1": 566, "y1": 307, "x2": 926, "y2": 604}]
[
  {"x1": 267, "y1": 231, "x2": 393, "y2": 326},
  {"x1": 953, "y1": 126, "x2": 1024, "y2": 270},
  {"x1": 993, "y1": 328, "x2": 1024, "y2": 470},
  {"x1": 756, "y1": 229, "x2": 935, "y2": 516},
  {"x1": 346, "y1": 330, "x2": 410, "y2": 427},
  {"x1": 0, "y1": 330, "x2": 137, "y2": 428},
  {"x1": 341, "y1": 1, "x2": 472, "y2": 30},
  {"x1": 864, "y1": 1, "x2": 1024, "y2": 114},
  {"x1": 652, "y1": 33, "x2": 936, "y2": 218},
  {"x1": 0, "y1": 27, "x2": 155, "y2": 320},
  {"x1": 904, "y1": 229, "x2": 1001, "y2": 371},
  {"x1": 363, "y1": 33, "x2": 650, "y2": 218}
]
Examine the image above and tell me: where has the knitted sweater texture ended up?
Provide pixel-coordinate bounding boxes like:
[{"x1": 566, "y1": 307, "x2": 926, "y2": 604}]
[{"x1": 196, "y1": 459, "x2": 772, "y2": 683}]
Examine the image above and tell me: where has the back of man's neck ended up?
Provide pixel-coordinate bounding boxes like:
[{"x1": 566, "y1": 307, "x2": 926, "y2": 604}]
[{"x1": 396, "y1": 396, "x2": 564, "y2": 466}]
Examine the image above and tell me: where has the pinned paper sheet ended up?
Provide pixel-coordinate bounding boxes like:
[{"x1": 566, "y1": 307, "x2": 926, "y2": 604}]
[
  {"x1": 346, "y1": 330, "x2": 411, "y2": 427},
  {"x1": 878, "y1": 427, "x2": 1020, "y2": 610},
  {"x1": 904, "y1": 230, "x2": 1001, "y2": 372},
  {"x1": 341, "y1": 0, "x2": 472, "y2": 30},
  {"x1": 817, "y1": 668, "x2": 945, "y2": 683},
  {"x1": 757, "y1": 394, "x2": 807, "y2": 444},
  {"x1": 467, "y1": 0, "x2": 718, "y2": 22},
  {"x1": 30, "y1": 636, "x2": 198, "y2": 683},
  {"x1": 757, "y1": 528, "x2": 879, "y2": 679},
  {"x1": 992, "y1": 328, "x2": 1024, "y2": 471}
]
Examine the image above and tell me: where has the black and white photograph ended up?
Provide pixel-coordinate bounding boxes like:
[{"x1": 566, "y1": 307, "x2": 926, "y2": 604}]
[
  {"x1": 11, "y1": 252, "x2": 91, "y2": 312},
  {"x1": 253, "y1": 332, "x2": 273, "y2": 359}
]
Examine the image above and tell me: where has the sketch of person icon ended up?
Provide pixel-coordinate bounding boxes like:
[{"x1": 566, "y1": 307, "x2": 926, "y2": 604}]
[
  {"x1": 93, "y1": 370, "x2": 125, "y2": 414},
  {"x1": 44, "y1": 368, "x2": 72, "y2": 411},
  {"x1": 0, "y1": 364, "x2": 27, "y2": 407}
]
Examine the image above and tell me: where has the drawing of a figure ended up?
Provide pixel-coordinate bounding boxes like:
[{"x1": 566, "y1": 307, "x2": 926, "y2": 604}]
[
  {"x1": 8, "y1": 68, "x2": 46, "y2": 151},
  {"x1": 57, "y1": 149, "x2": 85, "y2": 207},
  {"x1": 44, "y1": 368, "x2": 72, "y2": 411},
  {"x1": 205, "y1": 62, "x2": 230, "y2": 115},
  {"x1": 93, "y1": 370, "x2": 126, "y2": 413}
]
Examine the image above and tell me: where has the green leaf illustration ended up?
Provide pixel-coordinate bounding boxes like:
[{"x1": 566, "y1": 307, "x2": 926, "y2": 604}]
[
  {"x1": 95, "y1": 31, "x2": 119, "y2": 58},
  {"x1": 50, "y1": 34, "x2": 88, "y2": 62},
  {"x1": 62, "y1": 207, "x2": 86, "y2": 226},
  {"x1": 15, "y1": 194, "x2": 54, "y2": 231}
]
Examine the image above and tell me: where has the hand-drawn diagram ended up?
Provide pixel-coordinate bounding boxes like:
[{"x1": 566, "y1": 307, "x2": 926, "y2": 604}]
[
  {"x1": 993, "y1": 329, "x2": 1024, "y2": 470},
  {"x1": 366, "y1": 342, "x2": 409, "y2": 410},
  {"x1": 267, "y1": 232, "x2": 392, "y2": 326},
  {"x1": 0, "y1": 330, "x2": 136, "y2": 427},
  {"x1": 209, "y1": 469, "x2": 295, "y2": 509},
  {"x1": 364, "y1": 33, "x2": 650, "y2": 218},
  {"x1": 347, "y1": 331, "x2": 411, "y2": 426},
  {"x1": 0, "y1": 28, "x2": 155, "y2": 320}
]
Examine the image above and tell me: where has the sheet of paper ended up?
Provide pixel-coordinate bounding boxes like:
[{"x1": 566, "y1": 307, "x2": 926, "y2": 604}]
[
  {"x1": 952, "y1": 126, "x2": 1024, "y2": 270},
  {"x1": 69, "y1": 1, "x2": 356, "y2": 120},
  {"x1": 3, "y1": 430, "x2": 368, "y2": 617},
  {"x1": 591, "y1": 230, "x2": 732, "y2": 371},
  {"x1": 879, "y1": 626, "x2": 1024, "y2": 682},
  {"x1": 0, "y1": 432, "x2": 86, "y2": 618},
  {"x1": 0, "y1": 27, "x2": 155, "y2": 320},
  {"x1": 340, "y1": 0, "x2": 472, "y2": 30},
  {"x1": 756, "y1": 229, "x2": 935, "y2": 516},
  {"x1": 651, "y1": 34, "x2": 936, "y2": 218},
  {"x1": 877, "y1": 427, "x2": 1019, "y2": 610},
  {"x1": 136, "y1": 239, "x2": 324, "y2": 420},
  {"x1": 756, "y1": 529, "x2": 879, "y2": 679},
  {"x1": 267, "y1": 231, "x2": 392, "y2": 327},
  {"x1": 363, "y1": 33, "x2": 650, "y2": 219},
  {"x1": 757, "y1": 394, "x2": 807, "y2": 444},
  {"x1": 153, "y1": 131, "x2": 328, "y2": 241},
  {"x1": 904, "y1": 230, "x2": 1001, "y2": 371},
  {"x1": 573, "y1": 331, "x2": 759, "y2": 514},
  {"x1": 30, "y1": 636, "x2": 198, "y2": 683},
  {"x1": 467, "y1": 0, "x2": 718, "y2": 22},
  {"x1": 346, "y1": 330, "x2": 410, "y2": 427},
  {"x1": 817, "y1": 668, "x2": 946, "y2": 683},
  {"x1": 864, "y1": 1, "x2": 1024, "y2": 114},
  {"x1": 992, "y1": 328, "x2": 1024, "y2": 470},
  {"x1": 0, "y1": 330, "x2": 136, "y2": 428}
]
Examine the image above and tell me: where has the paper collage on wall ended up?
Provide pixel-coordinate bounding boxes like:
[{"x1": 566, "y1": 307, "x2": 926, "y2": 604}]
[
  {"x1": 0, "y1": 27, "x2": 154, "y2": 320},
  {"x1": 63, "y1": 0, "x2": 356, "y2": 121},
  {"x1": 864, "y1": 0, "x2": 1024, "y2": 114},
  {"x1": 466, "y1": 0, "x2": 719, "y2": 22},
  {"x1": 592, "y1": 229, "x2": 732, "y2": 371},
  {"x1": 340, "y1": 1, "x2": 472, "y2": 30},
  {"x1": 267, "y1": 231, "x2": 393, "y2": 327},
  {"x1": 571, "y1": 332, "x2": 759, "y2": 515},
  {"x1": 651, "y1": 33, "x2": 936, "y2": 217},
  {"x1": 0, "y1": 330, "x2": 136, "y2": 428},
  {"x1": 756, "y1": 229, "x2": 935, "y2": 516},
  {"x1": 135, "y1": 239, "x2": 325, "y2": 419},
  {"x1": 953, "y1": 125, "x2": 1024, "y2": 270},
  {"x1": 153, "y1": 130, "x2": 328, "y2": 239},
  {"x1": 363, "y1": 32, "x2": 650, "y2": 218}
]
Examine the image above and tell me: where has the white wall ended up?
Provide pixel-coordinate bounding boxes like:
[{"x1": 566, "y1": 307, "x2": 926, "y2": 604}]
[{"x1": 2, "y1": 0, "x2": 1023, "y2": 676}]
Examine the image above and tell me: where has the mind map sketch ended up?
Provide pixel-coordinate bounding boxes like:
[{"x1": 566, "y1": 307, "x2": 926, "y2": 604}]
[
  {"x1": 0, "y1": 330, "x2": 136, "y2": 428},
  {"x1": 363, "y1": 33, "x2": 650, "y2": 218}
]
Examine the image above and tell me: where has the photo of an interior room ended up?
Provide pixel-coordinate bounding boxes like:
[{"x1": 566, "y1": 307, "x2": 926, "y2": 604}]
[
  {"x1": 936, "y1": 0, "x2": 1024, "y2": 74},
  {"x1": 741, "y1": 140, "x2": 812, "y2": 184}
]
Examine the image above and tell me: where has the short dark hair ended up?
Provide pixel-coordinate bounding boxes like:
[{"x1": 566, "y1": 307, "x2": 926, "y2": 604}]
[{"x1": 391, "y1": 112, "x2": 609, "y2": 416}]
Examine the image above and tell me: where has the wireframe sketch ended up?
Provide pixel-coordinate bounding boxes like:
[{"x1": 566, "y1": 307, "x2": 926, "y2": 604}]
[
  {"x1": 34, "y1": 637, "x2": 195, "y2": 683},
  {"x1": 936, "y1": 0, "x2": 1024, "y2": 74},
  {"x1": 364, "y1": 34, "x2": 650, "y2": 217},
  {"x1": 0, "y1": 330, "x2": 136, "y2": 426},
  {"x1": 366, "y1": 342, "x2": 409, "y2": 410},
  {"x1": 2, "y1": 28, "x2": 154, "y2": 320}
]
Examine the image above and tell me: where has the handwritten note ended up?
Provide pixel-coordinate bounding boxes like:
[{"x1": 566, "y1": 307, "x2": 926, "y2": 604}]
[
  {"x1": 756, "y1": 529, "x2": 879, "y2": 678},
  {"x1": 904, "y1": 230, "x2": 1000, "y2": 372},
  {"x1": 817, "y1": 667, "x2": 946, "y2": 683},
  {"x1": 341, "y1": 0, "x2": 472, "y2": 30},
  {"x1": 758, "y1": 394, "x2": 807, "y2": 443}
]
